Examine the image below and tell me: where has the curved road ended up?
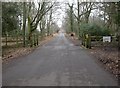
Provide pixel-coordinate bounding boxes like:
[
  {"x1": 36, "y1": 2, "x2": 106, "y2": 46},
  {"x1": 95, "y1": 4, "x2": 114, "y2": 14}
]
[{"x1": 3, "y1": 32, "x2": 118, "y2": 86}]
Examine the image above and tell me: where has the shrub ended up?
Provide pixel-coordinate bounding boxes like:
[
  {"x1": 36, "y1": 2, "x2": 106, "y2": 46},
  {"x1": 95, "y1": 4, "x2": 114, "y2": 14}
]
[{"x1": 80, "y1": 23, "x2": 110, "y2": 36}]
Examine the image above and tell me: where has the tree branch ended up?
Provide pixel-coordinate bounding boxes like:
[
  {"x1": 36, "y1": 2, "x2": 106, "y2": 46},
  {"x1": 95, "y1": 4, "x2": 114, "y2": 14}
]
[
  {"x1": 31, "y1": 2, "x2": 55, "y2": 32},
  {"x1": 30, "y1": 3, "x2": 41, "y2": 25}
]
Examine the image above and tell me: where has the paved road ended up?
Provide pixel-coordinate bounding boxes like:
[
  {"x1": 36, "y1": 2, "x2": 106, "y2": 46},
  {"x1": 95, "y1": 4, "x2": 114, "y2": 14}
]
[{"x1": 3, "y1": 32, "x2": 118, "y2": 86}]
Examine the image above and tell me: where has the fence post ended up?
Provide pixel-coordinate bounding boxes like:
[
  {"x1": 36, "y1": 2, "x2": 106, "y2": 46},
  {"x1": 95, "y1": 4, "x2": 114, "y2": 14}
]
[
  {"x1": 82, "y1": 34, "x2": 85, "y2": 46},
  {"x1": 36, "y1": 34, "x2": 39, "y2": 45},
  {"x1": 118, "y1": 35, "x2": 120, "y2": 51},
  {"x1": 88, "y1": 35, "x2": 91, "y2": 49},
  {"x1": 85, "y1": 34, "x2": 91, "y2": 49},
  {"x1": 33, "y1": 34, "x2": 35, "y2": 46},
  {"x1": 81, "y1": 33, "x2": 84, "y2": 45},
  {"x1": 5, "y1": 32, "x2": 8, "y2": 46},
  {"x1": 30, "y1": 34, "x2": 33, "y2": 47}
]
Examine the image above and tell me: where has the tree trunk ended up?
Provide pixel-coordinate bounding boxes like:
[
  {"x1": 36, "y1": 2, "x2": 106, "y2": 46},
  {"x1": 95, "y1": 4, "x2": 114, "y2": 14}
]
[
  {"x1": 77, "y1": 0, "x2": 81, "y2": 39},
  {"x1": 28, "y1": 16, "x2": 33, "y2": 47},
  {"x1": 39, "y1": 21, "x2": 43, "y2": 38},
  {"x1": 84, "y1": 13, "x2": 90, "y2": 23},
  {"x1": 70, "y1": 4, "x2": 74, "y2": 32},
  {"x1": 22, "y1": 2, "x2": 27, "y2": 47},
  {"x1": 47, "y1": 9, "x2": 52, "y2": 36}
]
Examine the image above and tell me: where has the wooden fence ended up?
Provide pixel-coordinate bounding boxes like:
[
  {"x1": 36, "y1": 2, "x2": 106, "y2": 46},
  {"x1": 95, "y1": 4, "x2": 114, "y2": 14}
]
[
  {"x1": 82, "y1": 34, "x2": 118, "y2": 49},
  {"x1": 2, "y1": 34, "x2": 39, "y2": 47}
]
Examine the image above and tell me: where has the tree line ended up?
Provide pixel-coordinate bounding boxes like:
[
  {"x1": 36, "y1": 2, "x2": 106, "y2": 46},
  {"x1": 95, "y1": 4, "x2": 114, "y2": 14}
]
[
  {"x1": 2, "y1": 2, "x2": 59, "y2": 47},
  {"x1": 62, "y1": 1, "x2": 120, "y2": 48}
]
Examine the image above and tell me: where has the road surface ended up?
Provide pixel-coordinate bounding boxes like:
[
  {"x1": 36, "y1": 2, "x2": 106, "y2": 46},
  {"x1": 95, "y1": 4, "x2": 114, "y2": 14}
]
[{"x1": 3, "y1": 32, "x2": 118, "y2": 86}]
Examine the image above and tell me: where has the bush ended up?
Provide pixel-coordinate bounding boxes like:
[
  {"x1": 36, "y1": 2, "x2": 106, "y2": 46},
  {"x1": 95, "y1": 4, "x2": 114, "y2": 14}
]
[
  {"x1": 101, "y1": 27, "x2": 111, "y2": 36},
  {"x1": 80, "y1": 23, "x2": 110, "y2": 36}
]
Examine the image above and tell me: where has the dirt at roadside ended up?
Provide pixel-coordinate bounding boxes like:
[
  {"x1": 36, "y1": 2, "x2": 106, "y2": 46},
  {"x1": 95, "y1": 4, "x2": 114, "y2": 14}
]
[
  {"x1": 89, "y1": 46, "x2": 119, "y2": 78},
  {"x1": 2, "y1": 35, "x2": 54, "y2": 63}
]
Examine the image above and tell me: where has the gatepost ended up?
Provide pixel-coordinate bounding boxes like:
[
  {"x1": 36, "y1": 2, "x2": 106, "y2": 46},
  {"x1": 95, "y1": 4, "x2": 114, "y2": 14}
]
[{"x1": 85, "y1": 34, "x2": 91, "y2": 49}]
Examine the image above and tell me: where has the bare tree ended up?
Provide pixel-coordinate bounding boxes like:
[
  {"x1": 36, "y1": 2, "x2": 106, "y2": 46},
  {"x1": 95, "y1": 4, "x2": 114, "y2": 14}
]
[{"x1": 27, "y1": 2, "x2": 55, "y2": 47}]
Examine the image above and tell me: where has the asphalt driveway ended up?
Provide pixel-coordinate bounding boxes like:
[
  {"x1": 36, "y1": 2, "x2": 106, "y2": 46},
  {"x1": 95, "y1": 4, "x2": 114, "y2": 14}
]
[{"x1": 3, "y1": 32, "x2": 118, "y2": 86}]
